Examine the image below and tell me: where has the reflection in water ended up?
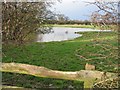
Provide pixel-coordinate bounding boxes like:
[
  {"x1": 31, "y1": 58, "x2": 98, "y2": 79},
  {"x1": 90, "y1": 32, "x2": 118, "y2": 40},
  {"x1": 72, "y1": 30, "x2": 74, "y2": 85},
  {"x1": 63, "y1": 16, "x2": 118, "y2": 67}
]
[{"x1": 37, "y1": 27, "x2": 111, "y2": 42}]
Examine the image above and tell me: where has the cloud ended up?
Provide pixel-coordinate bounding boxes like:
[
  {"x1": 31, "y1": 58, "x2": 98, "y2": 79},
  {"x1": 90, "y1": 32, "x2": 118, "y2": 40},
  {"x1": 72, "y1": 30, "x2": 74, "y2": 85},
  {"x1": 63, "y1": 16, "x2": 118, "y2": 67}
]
[{"x1": 52, "y1": 0, "x2": 98, "y2": 20}]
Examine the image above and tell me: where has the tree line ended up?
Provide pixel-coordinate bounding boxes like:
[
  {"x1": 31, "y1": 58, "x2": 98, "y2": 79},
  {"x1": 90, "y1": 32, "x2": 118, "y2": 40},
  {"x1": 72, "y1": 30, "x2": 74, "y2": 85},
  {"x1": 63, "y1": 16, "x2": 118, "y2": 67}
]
[{"x1": 47, "y1": 19, "x2": 92, "y2": 25}]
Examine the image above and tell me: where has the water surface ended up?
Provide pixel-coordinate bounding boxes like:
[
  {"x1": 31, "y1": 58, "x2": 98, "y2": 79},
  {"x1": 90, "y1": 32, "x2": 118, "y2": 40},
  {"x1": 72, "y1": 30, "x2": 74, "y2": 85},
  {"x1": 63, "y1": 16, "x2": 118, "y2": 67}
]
[{"x1": 37, "y1": 27, "x2": 111, "y2": 42}]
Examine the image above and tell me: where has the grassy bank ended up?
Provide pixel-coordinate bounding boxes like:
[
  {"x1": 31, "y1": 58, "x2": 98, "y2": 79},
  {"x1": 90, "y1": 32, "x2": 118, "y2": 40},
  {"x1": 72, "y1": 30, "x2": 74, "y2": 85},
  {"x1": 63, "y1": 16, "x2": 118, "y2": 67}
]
[
  {"x1": 2, "y1": 31, "x2": 118, "y2": 88},
  {"x1": 3, "y1": 31, "x2": 118, "y2": 72},
  {"x1": 52, "y1": 24, "x2": 95, "y2": 29},
  {"x1": 51, "y1": 24, "x2": 117, "y2": 30}
]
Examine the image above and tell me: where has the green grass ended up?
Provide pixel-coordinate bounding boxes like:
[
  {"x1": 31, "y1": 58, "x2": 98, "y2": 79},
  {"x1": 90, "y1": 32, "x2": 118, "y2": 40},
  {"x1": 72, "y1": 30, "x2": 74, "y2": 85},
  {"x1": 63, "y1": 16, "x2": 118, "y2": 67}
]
[
  {"x1": 52, "y1": 24, "x2": 95, "y2": 29},
  {"x1": 3, "y1": 31, "x2": 118, "y2": 72},
  {"x1": 2, "y1": 31, "x2": 118, "y2": 88},
  {"x1": 51, "y1": 24, "x2": 117, "y2": 30},
  {"x1": 2, "y1": 72, "x2": 84, "y2": 89}
]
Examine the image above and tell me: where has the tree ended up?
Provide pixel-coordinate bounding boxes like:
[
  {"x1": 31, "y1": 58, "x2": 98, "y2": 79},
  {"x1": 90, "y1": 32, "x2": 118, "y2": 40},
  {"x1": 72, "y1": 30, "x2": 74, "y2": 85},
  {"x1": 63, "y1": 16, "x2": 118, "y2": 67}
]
[
  {"x1": 87, "y1": 0, "x2": 118, "y2": 29},
  {"x1": 2, "y1": 2, "x2": 54, "y2": 44},
  {"x1": 54, "y1": 14, "x2": 69, "y2": 24}
]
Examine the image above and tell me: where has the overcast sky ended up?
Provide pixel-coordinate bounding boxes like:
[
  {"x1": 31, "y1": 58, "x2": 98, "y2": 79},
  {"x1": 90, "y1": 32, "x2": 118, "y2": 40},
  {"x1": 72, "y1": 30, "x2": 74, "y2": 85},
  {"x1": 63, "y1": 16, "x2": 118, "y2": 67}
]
[{"x1": 51, "y1": 0, "x2": 98, "y2": 20}]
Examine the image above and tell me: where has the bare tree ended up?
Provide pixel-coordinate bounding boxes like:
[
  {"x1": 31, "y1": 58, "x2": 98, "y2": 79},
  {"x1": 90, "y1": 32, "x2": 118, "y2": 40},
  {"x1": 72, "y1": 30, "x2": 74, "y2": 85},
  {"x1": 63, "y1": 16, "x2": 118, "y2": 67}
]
[
  {"x1": 2, "y1": 2, "x2": 55, "y2": 45},
  {"x1": 86, "y1": 1, "x2": 118, "y2": 29}
]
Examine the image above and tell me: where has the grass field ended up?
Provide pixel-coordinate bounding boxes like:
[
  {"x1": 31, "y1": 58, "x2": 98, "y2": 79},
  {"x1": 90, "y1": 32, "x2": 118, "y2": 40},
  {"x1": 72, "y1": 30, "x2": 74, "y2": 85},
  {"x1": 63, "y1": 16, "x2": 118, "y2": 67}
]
[
  {"x1": 2, "y1": 72, "x2": 84, "y2": 89},
  {"x1": 3, "y1": 31, "x2": 118, "y2": 71},
  {"x1": 51, "y1": 24, "x2": 117, "y2": 30},
  {"x1": 2, "y1": 31, "x2": 118, "y2": 88},
  {"x1": 52, "y1": 24, "x2": 95, "y2": 29}
]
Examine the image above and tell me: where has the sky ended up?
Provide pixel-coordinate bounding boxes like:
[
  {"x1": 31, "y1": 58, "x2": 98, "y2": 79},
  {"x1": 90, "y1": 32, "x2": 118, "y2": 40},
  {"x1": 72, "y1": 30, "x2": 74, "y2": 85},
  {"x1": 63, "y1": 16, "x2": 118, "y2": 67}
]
[{"x1": 51, "y1": 0, "x2": 99, "y2": 20}]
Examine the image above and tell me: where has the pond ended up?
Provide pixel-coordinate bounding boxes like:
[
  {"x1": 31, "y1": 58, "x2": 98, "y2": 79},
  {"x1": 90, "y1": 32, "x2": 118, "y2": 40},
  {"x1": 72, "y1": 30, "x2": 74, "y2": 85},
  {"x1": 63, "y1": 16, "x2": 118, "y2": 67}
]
[{"x1": 37, "y1": 27, "x2": 111, "y2": 42}]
